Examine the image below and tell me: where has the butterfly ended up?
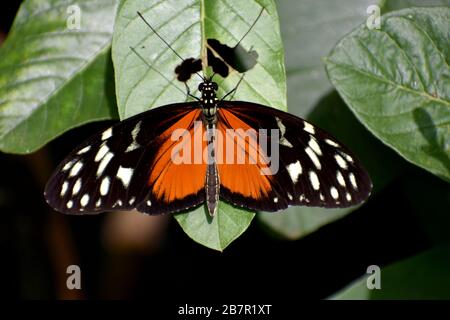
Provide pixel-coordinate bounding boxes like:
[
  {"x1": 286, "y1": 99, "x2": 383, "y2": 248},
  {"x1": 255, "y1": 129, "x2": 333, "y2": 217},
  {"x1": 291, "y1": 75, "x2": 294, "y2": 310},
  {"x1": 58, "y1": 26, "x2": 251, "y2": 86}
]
[{"x1": 44, "y1": 11, "x2": 372, "y2": 217}]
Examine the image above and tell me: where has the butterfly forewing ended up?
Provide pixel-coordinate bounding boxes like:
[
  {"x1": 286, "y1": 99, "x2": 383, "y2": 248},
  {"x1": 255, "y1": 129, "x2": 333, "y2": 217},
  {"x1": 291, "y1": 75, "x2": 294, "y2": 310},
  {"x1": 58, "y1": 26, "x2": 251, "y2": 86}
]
[
  {"x1": 217, "y1": 101, "x2": 372, "y2": 212},
  {"x1": 44, "y1": 102, "x2": 205, "y2": 215}
]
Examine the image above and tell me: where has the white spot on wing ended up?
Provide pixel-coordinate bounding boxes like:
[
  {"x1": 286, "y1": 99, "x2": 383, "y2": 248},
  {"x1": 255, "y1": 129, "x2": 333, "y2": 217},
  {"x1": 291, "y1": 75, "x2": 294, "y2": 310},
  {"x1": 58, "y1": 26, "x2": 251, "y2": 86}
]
[
  {"x1": 60, "y1": 181, "x2": 68, "y2": 196},
  {"x1": 125, "y1": 141, "x2": 140, "y2": 153},
  {"x1": 309, "y1": 171, "x2": 320, "y2": 190},
  {"x1": 126, "y1": 122, "x2": 142, "y2": 152},
  {"x1": 146, "y1": 200, "x2": 151, "y2": 206},
  {"x1": 349, "y1": 172, "x2": 358, "y2": 189},
  {"x1": 117, "y1": 166, "x2": 134, "y2": 188},
  {"x1": 72, "y1": 178, "x2": 82, "y2": 195},
  {"x1": 96, "y1": 199, "x2": 102, "y2": 207},
  {"x1": 102, "y1": 128, "x2": 112, "y2": 140},
  {"x1": 341, "y1": 152, "x2": 354, "y2": 163},
  {"x1": 129, "y1": 197, "x2": 136, "y2": 205},
  {"x1": 100, "y1": 177, "x2": 110, "y2": 196},
  {"x1": 308, "y1": 137, "x2": 322, "y2": 156},
  {"x1": 132, "y1": 121, "x2": 141, "y2": 140},
  {"x1": 274, "y1": 197, "x2": 278, "y2": 203},
  {"x1": 320, "y1": 193, "x2": 324, "y2": 201},
  {"x1": 346, "y1": 193, "x2": 352, "y2": 201},
  {"x1": 287, "y1": 161, "x2": 302, "y2": 184},
  {"x1": 69, "y1": 161, "x2": 83, "y2": 177},
  {"x1": 330, "y1": 186, "x2": 339, "y2": 199},
  {"x1": 303, "y1": 122, "x2": 315, "y2": 134},
  {"x1": 77, "y1": 146, "x2": 91, "y2": 155},
  {"x1": 276, "y1": 117, "x2": 293, "y2": 148},
  {"x1": 335, "y1": 154, "x2": 348, "y2": 170},
  {"x1": 62, "y1": 160, "x2": 75, "y2": 172},
  {"x1": 80, "y1": 194, "x2": 89, "y2": 207},
  {"x1": 95, "y1": 143, "x2": 109, "y2": 162},
  {"x1": 66, "y1": 200, "x2": 73, "y2": 209},
  {"x1": 336, "y1": 171, "x2": 346, "y2": 187},
  {"x1": 97, "y1": 152, "x2": 114, "y2": 176},
  {"x1": 325, "y1": 139, "x2": 339, "y2": 147},
  {"x1": 287, "y1": 193, "x2": 293, "y2": 200},
  {"x1": 305, "y1": 147, "x2": 321, "y2": 169},
  {"x1": 280, "y1": 138, "x2": 293, "y2": 148}
]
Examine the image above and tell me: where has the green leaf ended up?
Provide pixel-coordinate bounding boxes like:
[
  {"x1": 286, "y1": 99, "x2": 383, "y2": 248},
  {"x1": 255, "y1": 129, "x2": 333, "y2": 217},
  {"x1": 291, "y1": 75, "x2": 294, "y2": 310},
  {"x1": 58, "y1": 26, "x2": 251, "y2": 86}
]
[
  {"x1": 0, "y1": 0, "x2": 120, "y2": 154},
  {"x1": 384, "y1": 0, "x2": 450, "y2": 13},
  {"x1": 112, "y1": 0, "x2": 285, "y2": 250},
  {"x1": 330, "y1": 245, "x2": 450, "y2": 299},
  {"x1": 174, "y1": 202, "x2": 255, "y2": 251},
  {"x1": 112, "y1": 0, "x2": 286, "y2": 119},
  {"x1": 259, "y1": 206, "x2": 350, "y2": 240},
  {"x1": 279, "y1": 0, "x2": 381, "y2": 117},
  {"x1": 326, "y1": 7, "x2": 450, "y2": 181}
]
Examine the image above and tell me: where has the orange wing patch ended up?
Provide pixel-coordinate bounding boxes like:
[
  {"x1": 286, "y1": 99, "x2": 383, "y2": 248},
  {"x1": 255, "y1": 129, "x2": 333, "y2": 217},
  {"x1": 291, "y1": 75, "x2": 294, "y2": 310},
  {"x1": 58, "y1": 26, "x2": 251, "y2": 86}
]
[
  {"x1": 148, "y1": 109, "x2": 207, "y2": 202},
  {"x1": 217, "y1": 109, "x2": 274, "y2": 200}
]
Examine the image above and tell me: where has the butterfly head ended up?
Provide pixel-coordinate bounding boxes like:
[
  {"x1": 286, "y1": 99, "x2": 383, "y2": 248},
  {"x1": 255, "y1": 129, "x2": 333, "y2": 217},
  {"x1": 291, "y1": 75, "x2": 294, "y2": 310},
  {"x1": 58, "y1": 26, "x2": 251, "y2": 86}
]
[{"x1": 198, "y1": 81, "x2": 218, "y2": 93}]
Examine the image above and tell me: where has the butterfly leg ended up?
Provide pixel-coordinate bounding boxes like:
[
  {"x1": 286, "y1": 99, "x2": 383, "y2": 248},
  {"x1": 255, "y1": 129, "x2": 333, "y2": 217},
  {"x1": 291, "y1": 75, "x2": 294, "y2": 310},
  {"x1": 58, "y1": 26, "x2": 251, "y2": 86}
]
[
  {"x1": 221, "y1": 73, "x2": 245, "y2": 101},
  {"x1": 184, "y1": 82, "x2": 200, "y2": 102}
]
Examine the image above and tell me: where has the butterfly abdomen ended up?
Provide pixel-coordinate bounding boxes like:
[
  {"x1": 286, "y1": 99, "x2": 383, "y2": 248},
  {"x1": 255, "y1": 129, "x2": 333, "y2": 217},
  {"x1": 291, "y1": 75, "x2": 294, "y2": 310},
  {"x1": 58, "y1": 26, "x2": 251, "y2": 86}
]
[{"x1": 205, "y1": 122, "x2": 220, "y2": 216}]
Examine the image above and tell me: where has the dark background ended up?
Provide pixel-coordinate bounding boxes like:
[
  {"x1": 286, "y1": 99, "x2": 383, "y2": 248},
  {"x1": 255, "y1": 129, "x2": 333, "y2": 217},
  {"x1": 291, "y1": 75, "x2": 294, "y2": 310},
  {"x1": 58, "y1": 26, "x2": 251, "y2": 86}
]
[{"x1": 0, "y1": 0, "x2": 441, "y2": 301}]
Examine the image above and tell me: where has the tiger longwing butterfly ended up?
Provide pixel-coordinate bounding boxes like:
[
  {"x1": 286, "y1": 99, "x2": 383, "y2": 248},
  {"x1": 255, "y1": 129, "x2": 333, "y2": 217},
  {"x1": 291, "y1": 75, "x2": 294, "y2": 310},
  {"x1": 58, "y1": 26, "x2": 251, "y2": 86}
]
[{"x1": 44, "y1": 10, "x2": 372, "y2": 217}]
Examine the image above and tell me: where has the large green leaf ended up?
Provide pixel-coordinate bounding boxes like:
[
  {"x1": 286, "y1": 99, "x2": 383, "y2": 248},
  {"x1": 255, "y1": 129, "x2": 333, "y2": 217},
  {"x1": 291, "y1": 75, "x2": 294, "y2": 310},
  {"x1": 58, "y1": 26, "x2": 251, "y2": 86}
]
[
  {"x1": 326, "y1": 7, "x2": 450, "y2": 181},
  {"x1": 112, "y1": 0, "x2": 285, "y2": 251},
  {"x1": 384, "y1": 0, "x2": 450, "y2": 12},
  {"x1": 0, "y1": 0, "x2": 120, "y2": 154},
  {"x1": 174, "y1": 202, "x2": 255, "y2": 251},
  {"x1": 330, "y1": 245, "x2": 450, "y2": 299}
]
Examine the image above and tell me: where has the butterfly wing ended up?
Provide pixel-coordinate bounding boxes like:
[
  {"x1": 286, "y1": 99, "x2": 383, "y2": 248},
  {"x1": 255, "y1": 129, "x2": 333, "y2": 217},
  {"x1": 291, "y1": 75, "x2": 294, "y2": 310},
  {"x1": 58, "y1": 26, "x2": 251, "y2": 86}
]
[
  {"x1": 44, "y1": 102, "x2": 206, "y2": 215},
  {"x1": 217, "y1": 101, "x2": 372, "y2": 212}
]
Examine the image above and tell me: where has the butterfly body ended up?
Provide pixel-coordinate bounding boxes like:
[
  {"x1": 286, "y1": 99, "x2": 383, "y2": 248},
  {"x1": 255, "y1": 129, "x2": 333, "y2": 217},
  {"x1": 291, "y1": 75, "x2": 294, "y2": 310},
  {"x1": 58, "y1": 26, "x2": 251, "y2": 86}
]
[{"x1": 199, "y1": 80, "x2": 220, "y2": 215}]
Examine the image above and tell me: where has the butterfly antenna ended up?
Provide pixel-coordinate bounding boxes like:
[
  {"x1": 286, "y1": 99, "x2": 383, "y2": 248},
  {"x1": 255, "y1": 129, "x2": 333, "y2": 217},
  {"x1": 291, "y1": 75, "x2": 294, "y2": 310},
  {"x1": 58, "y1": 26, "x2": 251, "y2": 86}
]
[
  {"x1": 235, "y1": 6, "x2": 265, "y2": 47},
  {"x1": 130, "y1": 46, "x2": 195, "y2": 99},
  {"x1": 137, "y1": 11, "x2": 205, "y2": 81}
]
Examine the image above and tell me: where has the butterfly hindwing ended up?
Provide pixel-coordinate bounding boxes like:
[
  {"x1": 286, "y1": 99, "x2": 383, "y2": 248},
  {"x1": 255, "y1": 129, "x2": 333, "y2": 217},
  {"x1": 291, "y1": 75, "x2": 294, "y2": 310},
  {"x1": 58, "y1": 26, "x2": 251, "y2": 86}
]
[
  {"x1": 44, "y1": 102, "x2": 205, "y2": 215},
  {"x1": 217, "y1": 101, "x2": 372, "y2": 212}
]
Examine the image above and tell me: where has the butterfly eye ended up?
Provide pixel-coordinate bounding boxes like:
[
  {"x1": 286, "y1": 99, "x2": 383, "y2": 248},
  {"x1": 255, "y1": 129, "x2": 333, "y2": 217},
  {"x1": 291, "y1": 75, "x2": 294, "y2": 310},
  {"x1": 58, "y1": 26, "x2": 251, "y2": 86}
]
[
  {"x1": 198, "y1": 83, "x2": 204, "y2": 91},
  {"x1": 212, "y1": 82, "x2": 218, "y2": 90}
]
